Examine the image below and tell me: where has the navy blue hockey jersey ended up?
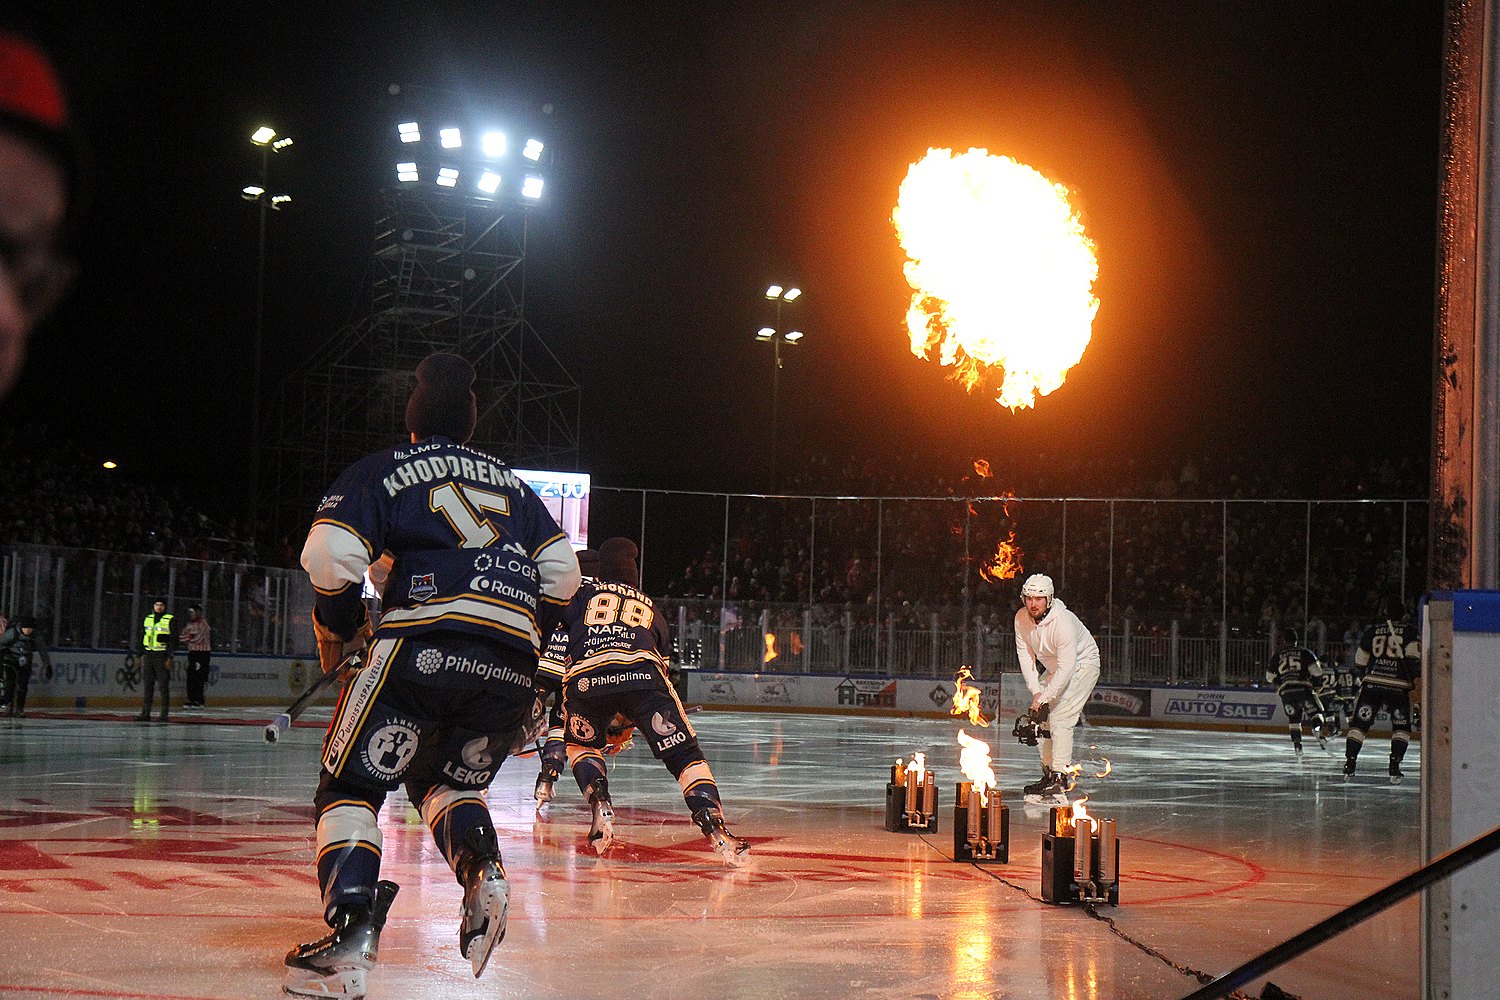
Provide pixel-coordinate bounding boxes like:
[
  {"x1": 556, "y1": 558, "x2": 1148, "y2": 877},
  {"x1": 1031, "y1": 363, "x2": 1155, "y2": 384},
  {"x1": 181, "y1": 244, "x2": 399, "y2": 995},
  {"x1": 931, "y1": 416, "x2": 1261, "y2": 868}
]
[
  {"x1": 561, "y1": 578, "x2": 672, "y2": 697},
  {"x1": 301, "y1": 435, "x2": 580, "y2": 665},
  {"x1": 1354, "y1": 619, "x2": 1420, "y2": 690},
  {"x1": 1265, "y1": 646, "x2": 1324, "y2": 694}
]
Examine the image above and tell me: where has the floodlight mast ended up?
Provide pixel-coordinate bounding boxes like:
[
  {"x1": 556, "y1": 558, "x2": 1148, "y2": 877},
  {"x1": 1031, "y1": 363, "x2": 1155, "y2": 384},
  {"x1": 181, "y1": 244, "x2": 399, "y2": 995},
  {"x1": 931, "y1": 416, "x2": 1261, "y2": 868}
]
[
  {"x1": 246, "y1": 124, "x2": 292, "y2": 532},
  {"x1": 757, "y1": 283, "x2": 805, "y2": 490}
]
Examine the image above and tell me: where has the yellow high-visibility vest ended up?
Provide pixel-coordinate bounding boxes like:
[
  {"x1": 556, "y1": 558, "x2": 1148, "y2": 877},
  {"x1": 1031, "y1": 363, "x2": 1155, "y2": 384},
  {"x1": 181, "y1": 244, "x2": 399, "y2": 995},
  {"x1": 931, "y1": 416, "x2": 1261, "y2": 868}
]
[{"x1": 142, "y1": 613, "x2": 174, "y2": 652}]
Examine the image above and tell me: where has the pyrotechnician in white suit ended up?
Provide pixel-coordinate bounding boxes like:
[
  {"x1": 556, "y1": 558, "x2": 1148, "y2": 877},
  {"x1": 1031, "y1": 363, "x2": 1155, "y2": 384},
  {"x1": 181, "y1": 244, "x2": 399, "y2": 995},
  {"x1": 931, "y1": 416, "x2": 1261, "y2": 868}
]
[{"x1": 1013, "y1": 597, "x2": 1101, "y2": 771}]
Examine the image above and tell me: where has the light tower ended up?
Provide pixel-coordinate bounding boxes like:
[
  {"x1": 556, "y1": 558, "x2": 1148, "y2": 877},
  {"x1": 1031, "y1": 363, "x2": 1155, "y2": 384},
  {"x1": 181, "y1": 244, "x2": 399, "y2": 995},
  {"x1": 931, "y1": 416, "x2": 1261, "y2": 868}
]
[
  {"x1": 756, "y1": 283, "x2": 803, "y2": 490},
  {"x1": 266, "y1": 86, "x2": 580, "y2": 537}
]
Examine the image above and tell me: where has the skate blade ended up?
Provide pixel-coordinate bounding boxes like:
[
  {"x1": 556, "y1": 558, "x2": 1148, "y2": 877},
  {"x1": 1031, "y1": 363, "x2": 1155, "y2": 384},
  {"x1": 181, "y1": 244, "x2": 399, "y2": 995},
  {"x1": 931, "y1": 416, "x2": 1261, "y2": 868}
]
[
  {"x1": 589, "y1": 803, "x2": 615, "y2": 855},
  {"x1": 1389, "y1": 775, "x2": 1403, "y2": 785},
  {"x1": 462, "y1": 876, "x2": 510, "y2": 978},
  {"x1": 1023, "y1": 792, "x2": 1070, "y2": 806},
  {"x1": 713, "y1": 836, "x2": 750, "y2": 867},
  {"x1": 283, "y1": 966, "x2": 367, "y2": 999}
]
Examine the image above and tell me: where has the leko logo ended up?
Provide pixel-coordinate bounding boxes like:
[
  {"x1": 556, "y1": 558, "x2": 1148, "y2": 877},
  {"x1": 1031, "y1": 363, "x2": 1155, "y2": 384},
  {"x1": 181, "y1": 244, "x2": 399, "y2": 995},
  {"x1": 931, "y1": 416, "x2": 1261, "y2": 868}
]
[
  {"x1": 650, "y1": 711, "x2": 677, "y2": 737},
  {"x1": 461, "y1": 735, "x2": 493, "y2": 770}
]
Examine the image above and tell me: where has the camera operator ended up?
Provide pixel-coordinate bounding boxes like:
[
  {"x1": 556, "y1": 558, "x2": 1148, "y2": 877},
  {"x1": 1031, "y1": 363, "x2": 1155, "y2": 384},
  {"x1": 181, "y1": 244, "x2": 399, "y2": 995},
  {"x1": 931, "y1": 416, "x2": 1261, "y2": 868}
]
[{"x1": 1013, "y1": 574, "x2": 1100, "y2": 804}]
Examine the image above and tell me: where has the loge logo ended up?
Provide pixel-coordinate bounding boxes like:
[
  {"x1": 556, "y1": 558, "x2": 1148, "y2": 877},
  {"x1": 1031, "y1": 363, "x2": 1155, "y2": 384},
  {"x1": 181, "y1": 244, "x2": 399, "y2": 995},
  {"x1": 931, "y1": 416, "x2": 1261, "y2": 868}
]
[
  {"x1": 650, "y1": 711, "x2": 677, "y2": 737},
  {"x1": 576, "y1": 676, "x2": 590, "y2": 692},
  {"x1": 409, "y1": 573, "x2": 438, "y2": 602},
  {"x1": 416, "y1": 648, "x2": 444, "y2": 674},
  {"x1": 473, "y1": 552, "x2": 494, "y2": 572},
  {"x1": 570, "y1": 715, "x2": 597, "y2": 742},
  {"x1": 363, "y1": 721, "x2": 421, "y2": 779}
]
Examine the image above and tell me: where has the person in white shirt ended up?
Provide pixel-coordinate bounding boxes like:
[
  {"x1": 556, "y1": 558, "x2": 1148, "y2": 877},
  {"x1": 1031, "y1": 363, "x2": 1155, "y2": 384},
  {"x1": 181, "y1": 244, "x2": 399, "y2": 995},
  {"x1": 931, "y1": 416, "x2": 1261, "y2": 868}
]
[{"x1": 1013, "y1": 573, "x2": 1101, "y2": 803}]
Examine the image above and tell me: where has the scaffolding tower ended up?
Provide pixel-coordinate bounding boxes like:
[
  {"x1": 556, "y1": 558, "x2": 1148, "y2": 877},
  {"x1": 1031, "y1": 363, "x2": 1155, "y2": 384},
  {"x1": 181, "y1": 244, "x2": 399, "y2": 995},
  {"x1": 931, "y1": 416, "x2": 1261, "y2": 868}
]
[{"x1": 265, "y1": 181, "x2": 580, "y2": 540}]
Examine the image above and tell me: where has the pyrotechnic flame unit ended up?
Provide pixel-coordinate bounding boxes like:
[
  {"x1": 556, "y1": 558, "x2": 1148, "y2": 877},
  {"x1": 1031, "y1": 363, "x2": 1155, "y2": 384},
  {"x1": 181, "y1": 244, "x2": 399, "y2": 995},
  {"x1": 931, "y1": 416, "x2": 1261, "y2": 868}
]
[
  {"x1": 952, "y1": 780, "x2": 1008, "y2": 863},
  {"x1": 884, "y1": 754, "x2": 938, "y2": 833},
  {"x1": 1041, "y1": 804, "x2": 1119, "y2": 906}
]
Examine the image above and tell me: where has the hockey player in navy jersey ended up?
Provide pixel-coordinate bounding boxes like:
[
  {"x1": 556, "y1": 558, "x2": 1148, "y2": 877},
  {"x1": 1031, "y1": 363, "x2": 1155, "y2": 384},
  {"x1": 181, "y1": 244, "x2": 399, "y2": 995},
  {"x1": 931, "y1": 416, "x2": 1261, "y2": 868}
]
[
  {"x1": 1344, "y1": 596, "x2": 1421, "y2": 784},
  {"x1": 284, "y1": 353, "x2": 581, "y2": 998},
  {"x1": 1265, "y1": 628, "x2": 1329, "y2": 757},
  {"x1": 561, "y1": 537, "x2": 749, "y2": 865},
  {"x1": 533, "y1": 546, "x2": 599, "y2": 808}
]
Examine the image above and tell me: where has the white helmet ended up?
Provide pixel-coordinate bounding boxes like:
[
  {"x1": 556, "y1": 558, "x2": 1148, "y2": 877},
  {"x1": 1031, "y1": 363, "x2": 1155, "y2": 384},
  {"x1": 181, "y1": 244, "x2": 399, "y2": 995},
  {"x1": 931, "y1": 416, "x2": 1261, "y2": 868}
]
[{"x1": 1020, "y1": 573, "x2": 1054, "y2": 599}]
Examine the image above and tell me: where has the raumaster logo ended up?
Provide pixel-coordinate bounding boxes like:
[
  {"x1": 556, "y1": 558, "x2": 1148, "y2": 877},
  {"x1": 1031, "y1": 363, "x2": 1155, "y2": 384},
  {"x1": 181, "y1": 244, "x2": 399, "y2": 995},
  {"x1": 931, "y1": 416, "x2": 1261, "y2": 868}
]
[
  {"x1": 836, "y1": 678, "x2": 896, "y2": 708},
  {"x1": 1163, "y1": 693, "x2": 1275, "y2": 721}
]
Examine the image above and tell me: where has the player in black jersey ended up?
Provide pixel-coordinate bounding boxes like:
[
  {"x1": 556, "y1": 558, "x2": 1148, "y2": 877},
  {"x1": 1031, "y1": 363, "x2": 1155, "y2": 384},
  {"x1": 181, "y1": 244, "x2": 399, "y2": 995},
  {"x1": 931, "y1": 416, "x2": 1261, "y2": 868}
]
[
  {"x1": 1264, "y1": 628, "x2": 1329, "y2": 757},
  {"x1": 533, "y1": 547, "x2": 598, "y2": 808},
  {"x1": 283, "y1": 354, "x2": 581, "y2": 998},
  {"x1": 561, "y1": 537, "x2": 749, "y2": 865},
  {"x1": 1344, "y1": 596, "x2": 1421, "y2": 784}
]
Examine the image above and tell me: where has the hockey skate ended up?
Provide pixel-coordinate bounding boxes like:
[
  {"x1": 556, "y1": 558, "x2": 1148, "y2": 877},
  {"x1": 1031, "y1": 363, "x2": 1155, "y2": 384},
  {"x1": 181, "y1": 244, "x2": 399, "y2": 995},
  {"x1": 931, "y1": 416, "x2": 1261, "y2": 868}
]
[
  {"x1": 1388, "y1": 764, "x2": 1404, "y2": 785},
  {"x1": 283, "y1": 880, "x2": 399, "y2": 1000},
  {"x1": 586, "y1": 778, "x2": 615, "y2": 855},
  {"x1": 1342, "y1": 758, "x2": 1356, "y2": 782},
  {"x1": 1024, "y1": 771, "x2": 1070, "y2": 806},
  {"x1": 693, "y1": 806, "x2": 750, "y2": 866},
  {"x1": 1021, "y1": 766, "x2": 1055, "y2": 798},
  {"x1": 454, "y1": 832, "x2": 509, "y2": 979},
  {"x1": 534, "y1": 765, "x2": 558, "y2": 809}
]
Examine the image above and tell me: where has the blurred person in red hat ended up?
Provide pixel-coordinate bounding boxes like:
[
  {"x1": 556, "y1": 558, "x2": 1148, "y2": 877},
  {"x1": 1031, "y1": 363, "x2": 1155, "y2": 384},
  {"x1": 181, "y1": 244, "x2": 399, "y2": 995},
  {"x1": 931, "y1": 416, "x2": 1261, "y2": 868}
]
[{"x1": 0, "y1": 28, "x2": 79, "y2": 399}]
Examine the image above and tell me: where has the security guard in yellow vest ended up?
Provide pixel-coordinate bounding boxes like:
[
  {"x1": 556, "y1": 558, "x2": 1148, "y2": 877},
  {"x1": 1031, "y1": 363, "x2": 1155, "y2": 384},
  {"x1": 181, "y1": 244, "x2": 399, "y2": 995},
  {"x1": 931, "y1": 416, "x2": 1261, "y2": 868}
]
[{"x1": 136, "y1": 599, "x2": 176, "y2": 722}]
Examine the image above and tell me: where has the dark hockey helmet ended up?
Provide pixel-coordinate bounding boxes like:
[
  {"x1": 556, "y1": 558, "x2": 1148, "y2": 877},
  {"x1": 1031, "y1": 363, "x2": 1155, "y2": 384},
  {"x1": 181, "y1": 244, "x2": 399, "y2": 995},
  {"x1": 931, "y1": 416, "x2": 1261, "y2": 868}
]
[
  {"x1": 1379, "y1": 595, "x2": 1407, "y2": 621},
  {"x1": 15, "y1": 616, "x2": 34, "y2": 629},
  {"x1": 1282, "y1": 626, "x2": 1300, "y2": 648}
]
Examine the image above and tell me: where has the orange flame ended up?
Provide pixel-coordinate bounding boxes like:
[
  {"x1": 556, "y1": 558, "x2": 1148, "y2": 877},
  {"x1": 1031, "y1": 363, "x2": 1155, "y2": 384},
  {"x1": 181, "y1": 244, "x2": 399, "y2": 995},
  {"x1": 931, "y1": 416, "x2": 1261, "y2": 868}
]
[
  {"x1": 979, "y1": 531, "x2": 1024, "y2": 582},
  {"x1": 973, "y1": 459, "x2": 991, "y2": 478},
  {"x1": 764, "y1": 634, "x2": 778, "y2": 663},
  {"x1": 957, "y1": 729, "x2": 996, "y2": 806},
  {"x1": 1069, "y1": 796, "x2": 1097, "y2": 832},
  {"x1": 893, "y1": 148, "x2": 1099, "y2": 411},
  {"x1": 949, "y1": 666, "x2": 990, "y2": 727}
]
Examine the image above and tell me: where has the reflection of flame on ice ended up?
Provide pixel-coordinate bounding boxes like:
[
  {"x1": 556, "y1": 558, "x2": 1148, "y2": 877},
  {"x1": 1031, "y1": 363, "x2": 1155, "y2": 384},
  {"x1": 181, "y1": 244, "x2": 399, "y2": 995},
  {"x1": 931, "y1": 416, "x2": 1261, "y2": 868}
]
[
  {"x1": 979, "y1": 531, "x2": 1024, "y2": 582},
  {"x1": 949, "y1": 666, "x2": 990, "y2": 726},
  {"x1": 764, "y1": 634, "x2": 778, "y2": 663},
  {"x1": 957, "y1": 730, "x2": 996, "y2": 805},
  {"x1": 893, "y1": 147, "x2": 1100, "y2": 411}
]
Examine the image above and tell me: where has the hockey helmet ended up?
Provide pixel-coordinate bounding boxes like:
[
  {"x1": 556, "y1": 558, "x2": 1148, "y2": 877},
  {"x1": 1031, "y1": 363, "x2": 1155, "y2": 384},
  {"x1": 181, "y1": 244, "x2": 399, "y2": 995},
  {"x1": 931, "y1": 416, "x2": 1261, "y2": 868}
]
[
  {"x1": 1282, "y1": 626, "x2": 1300, "y2": 648},
  {"x1": 1379, "y1": 594, "x2": 1407, "y2": 621},
  {"x1": 1020, "y1": 574, "x2": 1054, "y2": 600}
]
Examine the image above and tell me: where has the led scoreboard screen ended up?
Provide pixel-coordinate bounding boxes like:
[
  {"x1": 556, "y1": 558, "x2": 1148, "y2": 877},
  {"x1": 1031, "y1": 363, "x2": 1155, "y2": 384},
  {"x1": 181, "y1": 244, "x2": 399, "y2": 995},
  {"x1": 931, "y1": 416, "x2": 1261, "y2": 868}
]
[{"x1": 514, "y1": 468, "x2": 590, "y2": 550}]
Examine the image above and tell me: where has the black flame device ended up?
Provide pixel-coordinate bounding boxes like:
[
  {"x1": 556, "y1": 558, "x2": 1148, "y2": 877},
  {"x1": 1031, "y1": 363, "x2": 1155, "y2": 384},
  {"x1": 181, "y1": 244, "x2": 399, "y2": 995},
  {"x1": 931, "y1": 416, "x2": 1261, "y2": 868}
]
[
  {"x1": 1040, "y1": 806, "x2": 1119, "y2": 905},
  {"x1": 952, "y1": 781, "x2": 1008, "y2": 862},
  {"x1": 884, "y1": 759, "x2": 938, "y2": 833}
]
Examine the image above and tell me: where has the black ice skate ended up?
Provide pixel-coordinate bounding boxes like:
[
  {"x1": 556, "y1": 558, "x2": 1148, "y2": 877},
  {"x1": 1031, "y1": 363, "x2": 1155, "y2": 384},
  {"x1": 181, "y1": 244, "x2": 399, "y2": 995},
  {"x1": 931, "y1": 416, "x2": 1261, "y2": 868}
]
[
  {"x1": 1022, "y1": 766, "x2": 1056, "y2": 798},
  {"x1": 283, "y1": 880, "x2": 399, "y2": 1000},
  {"x1": 586, "y1": 778, "x2": 615, "y2": 855},
  {"x1": 1388, "y1": 764, "x2": 1404, "y2": 785},
  {"x1": 693, "y1": 806, "x2": 750, "y2": 866},
  {"x1": 534, "y1": 763, "x2": 560, "y2": 809},
  {"x1": 1342, "y1": 758, "x2": 1356, "y2": 783},
  {"x1": 454, "y1": 826, "x2": 509, "y2": 979},
  {"x1": 1024, "y1": 770, "x2": 1070, "y2": 805}
]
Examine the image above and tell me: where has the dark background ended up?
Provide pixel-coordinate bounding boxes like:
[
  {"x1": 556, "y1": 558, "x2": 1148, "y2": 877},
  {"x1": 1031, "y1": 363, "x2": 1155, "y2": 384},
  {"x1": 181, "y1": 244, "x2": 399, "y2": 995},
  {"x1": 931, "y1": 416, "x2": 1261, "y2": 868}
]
[{"x1": 2, "y1": 2, "x2": 1443, "y2": 512}]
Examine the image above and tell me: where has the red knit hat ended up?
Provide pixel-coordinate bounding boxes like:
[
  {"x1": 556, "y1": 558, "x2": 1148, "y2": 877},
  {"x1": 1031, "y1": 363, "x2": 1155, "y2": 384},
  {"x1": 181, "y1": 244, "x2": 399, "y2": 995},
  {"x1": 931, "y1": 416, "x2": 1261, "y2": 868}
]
[{"x1": 0, "y1": 31, "x2": 79, "y2": 206}]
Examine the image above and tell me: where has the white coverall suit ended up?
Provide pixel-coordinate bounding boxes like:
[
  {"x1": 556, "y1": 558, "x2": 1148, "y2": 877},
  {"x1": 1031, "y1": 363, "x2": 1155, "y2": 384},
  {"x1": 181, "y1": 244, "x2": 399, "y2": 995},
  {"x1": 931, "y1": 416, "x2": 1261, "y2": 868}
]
[{"x1": 1013, "y1": 597, "x2": 1101, "y2": 772}]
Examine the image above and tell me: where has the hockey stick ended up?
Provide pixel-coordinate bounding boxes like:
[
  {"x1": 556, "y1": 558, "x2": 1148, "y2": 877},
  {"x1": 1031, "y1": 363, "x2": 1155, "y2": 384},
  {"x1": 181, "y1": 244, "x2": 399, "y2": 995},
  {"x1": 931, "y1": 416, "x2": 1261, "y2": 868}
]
[{"x1": 264, "y1": 647, "x2": 365, "y2": 744}]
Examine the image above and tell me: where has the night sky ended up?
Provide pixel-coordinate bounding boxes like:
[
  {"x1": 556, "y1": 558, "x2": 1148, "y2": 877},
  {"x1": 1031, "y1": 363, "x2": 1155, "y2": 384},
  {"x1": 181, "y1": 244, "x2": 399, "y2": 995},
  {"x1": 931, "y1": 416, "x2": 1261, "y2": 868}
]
[{"x1": 3, "y1": 3, "x2": 1444, "y2": 512}]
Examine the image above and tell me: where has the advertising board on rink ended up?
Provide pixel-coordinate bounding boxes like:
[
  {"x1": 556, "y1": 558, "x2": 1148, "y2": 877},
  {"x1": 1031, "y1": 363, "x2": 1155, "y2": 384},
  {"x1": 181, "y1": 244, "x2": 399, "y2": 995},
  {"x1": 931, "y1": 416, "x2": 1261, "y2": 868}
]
[{"x1": 27, "y1": 650, "x2": 314, "y2": 709}]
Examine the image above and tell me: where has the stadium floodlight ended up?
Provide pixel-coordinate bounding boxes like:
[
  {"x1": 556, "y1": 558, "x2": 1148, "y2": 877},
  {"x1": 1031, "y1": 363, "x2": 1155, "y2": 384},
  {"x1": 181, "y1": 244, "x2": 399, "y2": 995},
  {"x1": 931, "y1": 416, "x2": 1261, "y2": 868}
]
[
  {"x1": 756, "y1": 327, "x2": 775, "y2": 341},
  {"x1": 398, "y1": 121, "x2": 421, "y2": 143},
  {"x1": 784, "y1": 330, "x2": 804, "y2": 342},
  {"x1": 272, "y1": 137, "x2": 294, "y2": 151},
  {"x1": 397, "y1": 162, "x2": 419, "y2": 182},
  {"x1": 250, "y1": 125, "x2": 276, "y2": 145},
  {"x1": 271, "y1": 194, "x2": 292, "y2": 208},
  {"x1": 440, "y1": 127, "x2": 462, "y2": 149},
  {"x1": 241, "y1": 184, "x2": 265, "y2": 200},
  {"x1": 477, "y1": 170, "x2": 501, "y2": 195},
  {"x1": 783, "y1": 287, "x2": 802, "y2": 301},
  {"x1": 102, "y1": 460, "x2": 117, "y2": 470},
  {"x1": 765, "y1": 284, "x2": 783, "y2": 299},
  {"x1": 522, "y1": 138, "x2": 544, "y2": 161},
  {"x1": 482, "y1": 131, "x2": 506, "y2": 157},
  {"x1": 437, "y1": 166, "x2": 460, "y2": 188},
  {"x1": 521, "y1": 175, "x2": 544, "y2": 199}
]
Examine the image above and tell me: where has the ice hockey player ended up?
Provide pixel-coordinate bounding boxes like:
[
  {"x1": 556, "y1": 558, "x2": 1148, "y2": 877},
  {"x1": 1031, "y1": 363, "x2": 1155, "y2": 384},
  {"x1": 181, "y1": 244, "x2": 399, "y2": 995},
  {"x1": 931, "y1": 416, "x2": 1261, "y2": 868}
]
[
  {"x1": 283, "y1": 352, "x2": 581, "y2": 998},
  {"x1": 1265, "y1": 627, "x2": 1329, "y2": 757},
  {"x1": 1013, "y1": 573, "x2": 1101, "y2": 805},
  {"x1": 561, "y1": 536, "x2": 749, "y2": 865},
  {"x1": 1344, "y1": 596, "x2": 1421, "y2": 784},
  {"x1": 533, "y1": 546, "x2": 599, "y2": 807}
]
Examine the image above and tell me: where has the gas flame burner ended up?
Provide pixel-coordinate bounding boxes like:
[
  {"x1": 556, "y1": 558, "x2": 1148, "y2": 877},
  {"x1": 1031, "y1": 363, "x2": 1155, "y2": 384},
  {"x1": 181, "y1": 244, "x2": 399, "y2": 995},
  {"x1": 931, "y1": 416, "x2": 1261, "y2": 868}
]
[
  {"x1": 952, "y1": 780, "x2": 1009, "y2": 863},
  {"x1": 884, "y1": 756, "x2": 938, "y2": 833},
  {"x1": 1041, "y1": 805, "x2": 1120, "y2": 906}
]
